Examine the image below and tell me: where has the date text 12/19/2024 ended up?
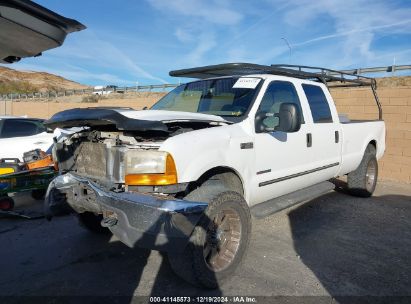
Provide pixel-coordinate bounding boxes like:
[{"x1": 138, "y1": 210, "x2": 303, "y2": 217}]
[{"x1": 149, "y1": 296, "x2": 257, "y2": 303}]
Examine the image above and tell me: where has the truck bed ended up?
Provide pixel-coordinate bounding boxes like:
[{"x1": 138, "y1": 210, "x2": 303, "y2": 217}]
[{"x1": 338, "y1": 120, "x2": 385, "y2": 176}]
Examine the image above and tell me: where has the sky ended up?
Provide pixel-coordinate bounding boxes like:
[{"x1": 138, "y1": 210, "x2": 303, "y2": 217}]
[{"x1": 5, "y1": 0, "x2": 411, "y2": 86}]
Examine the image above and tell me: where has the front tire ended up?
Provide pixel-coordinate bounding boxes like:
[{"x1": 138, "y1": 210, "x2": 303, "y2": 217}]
[
  {"x1": 347, "y1": 144, "x2": 378, "y2": 197},
  {"x1": 31, "y1": 189, "x2": 46, "y2": 200},
  {"x1": 169, "y1": 191, "x2": 251, "y2": 289}
]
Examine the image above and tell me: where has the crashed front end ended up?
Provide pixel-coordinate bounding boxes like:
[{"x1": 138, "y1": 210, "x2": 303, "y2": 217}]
[{"x1": 44, "y1": 108, "x2": 208, "y2": 252}]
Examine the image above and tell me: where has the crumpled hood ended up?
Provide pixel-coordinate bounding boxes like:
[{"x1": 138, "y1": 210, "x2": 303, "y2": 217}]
[
  {"x1": 44, "y1": 108, "x2": 228, "y2": 131},
  {"x1": 44, "y1": 108, "x2": 168, "y2": 131},
  {"x1": 115, "y1": 109, "x2": 229, "y2": 123}
]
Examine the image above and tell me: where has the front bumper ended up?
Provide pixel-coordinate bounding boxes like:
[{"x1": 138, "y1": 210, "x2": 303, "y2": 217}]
[{"x1": 44, "y1": 173, "x2": 208, "y2": 252}]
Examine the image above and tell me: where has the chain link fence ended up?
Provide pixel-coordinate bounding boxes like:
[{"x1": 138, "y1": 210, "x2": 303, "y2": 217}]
[
  {"x1": 1, "y1": 64, "x2": 410, "y2": 101},
  {"x1": 0, "y1": 83, "x2": 179, "y2": 101}
]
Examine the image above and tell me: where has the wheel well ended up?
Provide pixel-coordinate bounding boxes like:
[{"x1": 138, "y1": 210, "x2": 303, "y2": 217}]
[
  {"x1": 367, "y1": 140, "x2": 377, "y2": 155},
  {"x1": 191, "y1": 167, "x2": 244, "y2": 195}
]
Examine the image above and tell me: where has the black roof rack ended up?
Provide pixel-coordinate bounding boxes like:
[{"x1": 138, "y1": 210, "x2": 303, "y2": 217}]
[
  {"x1": 169, "y1": 62, "x2": 376, "y2": 87},
  {"x1": 169, "y1": 62, "x2": 382, "y2": 120}
]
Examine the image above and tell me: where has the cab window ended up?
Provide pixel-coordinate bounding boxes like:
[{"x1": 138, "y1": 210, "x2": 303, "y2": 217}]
[{"x1": 256, "y1": 81, "x2": 304, "y2": 130}]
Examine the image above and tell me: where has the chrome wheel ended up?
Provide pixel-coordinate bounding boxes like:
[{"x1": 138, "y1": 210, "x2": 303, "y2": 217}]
[
  {"x1": 168, "y1": 191, "x2": 251, "y2": 288},
  {"x1": 365, "y1": 159, "x2": 377, "y2": 192},
  {"x1": 203, "y1": 207, "x2": 241, "y2": 272}
]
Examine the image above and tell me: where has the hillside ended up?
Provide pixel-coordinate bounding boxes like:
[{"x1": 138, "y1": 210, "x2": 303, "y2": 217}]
[{"x1": 0, "y1": 66, "x2": 88, "y2": 94}]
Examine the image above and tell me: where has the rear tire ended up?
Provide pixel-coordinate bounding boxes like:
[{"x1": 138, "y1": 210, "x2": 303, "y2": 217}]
[
  {"x1": 0, "y1": 196, "x2": 14, "y2": 211},
  {"x1": 77, "y1": 212, "x2": 111, "y2": 234},
  {"x1": 347, "y1": 144, "x2": 378, "y2": 197},
  {"x1": 168, "y1": 190, "x2": 251, "y2": 289}
]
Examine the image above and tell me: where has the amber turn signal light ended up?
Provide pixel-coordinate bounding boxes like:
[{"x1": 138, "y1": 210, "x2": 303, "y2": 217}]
[{"x1": 125, "y1": 154, "x2": 177, "y2": 186}]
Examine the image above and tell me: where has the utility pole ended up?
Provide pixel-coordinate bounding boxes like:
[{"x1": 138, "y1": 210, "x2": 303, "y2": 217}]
[
  {"x1": 392, "y1": 57, "x2": 396, "y2": 76},
  {"x1": 281, "y1": 37, "x2": 292, "y2": 63}
]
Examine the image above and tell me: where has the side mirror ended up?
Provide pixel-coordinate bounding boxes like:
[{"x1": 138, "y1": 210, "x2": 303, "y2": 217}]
[
  {"x1": 255, "y1": 103, "x2": 301, "y2": 133},
  {"x1": 276, "y1": 103, "x2": 301, "y2": 133}
]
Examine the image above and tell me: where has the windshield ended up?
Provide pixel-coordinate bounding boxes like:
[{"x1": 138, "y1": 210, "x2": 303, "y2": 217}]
[{"x1": 151, "y1": 77, "x2": 261, "y2": 119}]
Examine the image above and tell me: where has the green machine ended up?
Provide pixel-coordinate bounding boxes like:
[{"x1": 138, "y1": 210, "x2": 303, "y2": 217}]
[{"x1": 0, "y1": 167, "x2": 57, "y2": 210}]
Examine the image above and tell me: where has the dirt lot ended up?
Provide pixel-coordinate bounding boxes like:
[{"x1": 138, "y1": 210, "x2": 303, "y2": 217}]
[{"x1": 0, "y1": 181, "x2": 410, "y2": 301}]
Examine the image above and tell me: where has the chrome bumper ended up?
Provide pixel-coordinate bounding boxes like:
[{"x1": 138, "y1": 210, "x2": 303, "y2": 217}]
[{"x1": 44, "y1": 173, "x2": 208, "y2": 252}]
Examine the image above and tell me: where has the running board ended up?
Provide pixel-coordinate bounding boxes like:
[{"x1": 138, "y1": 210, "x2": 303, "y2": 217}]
[{"x1": 251, "y1": 181, "x2": 335, "y2": 219}]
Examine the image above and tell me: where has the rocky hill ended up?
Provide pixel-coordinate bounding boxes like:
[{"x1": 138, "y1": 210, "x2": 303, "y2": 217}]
[{"x1": 0, "y1": 65, "x2": 88, "y2": 94}]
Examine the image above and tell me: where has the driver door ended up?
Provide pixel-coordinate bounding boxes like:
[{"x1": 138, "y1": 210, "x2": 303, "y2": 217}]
[{"x1": 251, "y1": 80, "x2": 312, "y2": 205}]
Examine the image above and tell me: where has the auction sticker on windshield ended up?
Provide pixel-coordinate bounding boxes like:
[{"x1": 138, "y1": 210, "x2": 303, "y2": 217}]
[{"x1": 233, "y1": 77, "x2": 261, "y2": 89}]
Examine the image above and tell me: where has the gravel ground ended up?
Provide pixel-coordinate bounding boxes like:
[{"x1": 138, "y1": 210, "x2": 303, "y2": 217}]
[{"x1": 0, "y1": 181, "x2": 410, "y2": 302}]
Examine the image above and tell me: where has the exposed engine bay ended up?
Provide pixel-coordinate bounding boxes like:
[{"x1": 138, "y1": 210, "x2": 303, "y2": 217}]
[{"x1": 53, "y1": 120, "x2": 223, "y2": 190}]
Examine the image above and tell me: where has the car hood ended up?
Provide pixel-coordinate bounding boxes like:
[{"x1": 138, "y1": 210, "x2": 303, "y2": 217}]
[
  {"x1": 0, "y1": 0, "x2": 85, "y2": 63},
  {"x1": 115, "y1": 109, "x2": 229, "y2": 123},
  {"x1": 44, "y1": 108, "x2": 229, "y2": 132}
]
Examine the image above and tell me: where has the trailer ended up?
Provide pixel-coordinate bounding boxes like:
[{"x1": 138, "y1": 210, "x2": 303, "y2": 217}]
[{"x1": 0, "y1": 152, "x2": 57, "y2": 210}]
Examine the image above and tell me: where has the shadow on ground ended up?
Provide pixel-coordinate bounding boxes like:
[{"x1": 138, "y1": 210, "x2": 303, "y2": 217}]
[
  {"x1": 0, "y1": 193, "x2": 223, "y2": 303},
  {"x1": 1, "y1": 183, "x2": 411, "y2": 302},
  {"x1": 289, "y1": 187, "x2": 411, "y2": 301}
]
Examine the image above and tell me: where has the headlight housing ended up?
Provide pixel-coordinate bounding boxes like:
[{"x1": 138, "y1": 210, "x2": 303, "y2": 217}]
[{"x1": 125, "y1": 150, "x2": 177, "y2": 186}]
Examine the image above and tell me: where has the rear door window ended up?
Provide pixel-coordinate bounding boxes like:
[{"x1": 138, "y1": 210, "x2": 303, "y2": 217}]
[
  {"x1": 0, "y1": 119, "x2": 44, "y2": 138},
  {"x1": 302, "y1": 84, "x2": 333, "y2": 123}
]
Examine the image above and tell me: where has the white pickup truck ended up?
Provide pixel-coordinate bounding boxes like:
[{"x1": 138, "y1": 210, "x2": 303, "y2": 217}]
[{"x1": 44, "y1": 63, "x2": 385, "y2": 288}]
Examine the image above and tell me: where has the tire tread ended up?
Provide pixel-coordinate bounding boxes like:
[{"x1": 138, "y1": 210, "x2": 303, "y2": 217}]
[{"x1": 347, "y1": 144, "x2": 378, "y2": 197}]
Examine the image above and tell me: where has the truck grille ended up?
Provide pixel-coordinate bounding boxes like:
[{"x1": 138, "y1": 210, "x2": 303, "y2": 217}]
[
  {"x1": 73, "y1": 142, "x2": 127, "y2": 184},
  {"x1": 76, "y1": 142, "x2": 107, "y2": 179}
]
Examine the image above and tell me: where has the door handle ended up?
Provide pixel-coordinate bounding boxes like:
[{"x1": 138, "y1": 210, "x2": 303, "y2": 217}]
[
  {"x1": 335, "y1": 131, "x2": 339, "y2": 143},
  {"x1": 306, "y1": 133, "x2": 312, "y2": 147}
]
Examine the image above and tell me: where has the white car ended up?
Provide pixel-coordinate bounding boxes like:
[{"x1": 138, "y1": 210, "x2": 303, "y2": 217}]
[
  {"x1": 0, "y1": 116, "x2": 54, "y2": 161},
  {"x1": 44, "y1": 63, "x2": 385, "y2": 288}
]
